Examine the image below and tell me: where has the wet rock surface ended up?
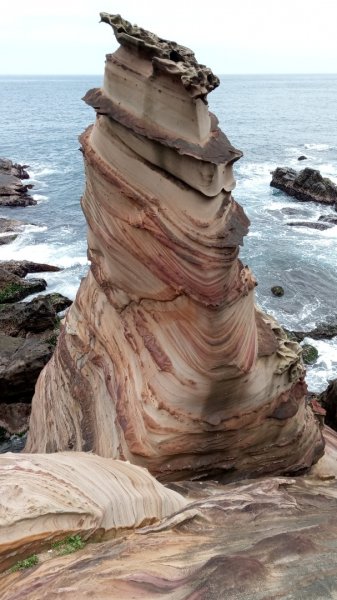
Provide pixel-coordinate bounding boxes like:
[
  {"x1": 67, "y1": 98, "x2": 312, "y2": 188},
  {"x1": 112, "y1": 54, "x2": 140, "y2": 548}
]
[
  {"x1": 0, "y1": 158, "x2": 36, "y2": 207},
  {"x1": 271, "y1": 285, "x2": 284, "y2": 297},
  {"x1": 285, "y1": 318, "x2": 337, "y2": 342},
  {"x1": 271, "y1": 166, "x2": 337, "y2": 207},
  {"x1": 301, "y1": 343, "x2": 319, "y2": 365},
  {"x1": 0, "y1": 217, "x2": 29, "y2": 246},
  {"x1": 0, "y1": 268, "x2": 47, "y2": 303},
  {"x1": 287, "y1": 220, "x2": 334, "y2": 230}
]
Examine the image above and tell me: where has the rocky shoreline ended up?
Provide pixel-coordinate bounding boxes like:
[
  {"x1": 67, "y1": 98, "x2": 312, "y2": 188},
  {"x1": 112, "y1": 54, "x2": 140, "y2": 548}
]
[
  {"x1": 0, "y1": 260, "x2": 72, "y2": 452},
  {"x1": 0, "y1": 158, "x2": 36, "y2": 208},
  {"x1": 271, "y1": 166, "x2": 337, "y2": 207},
  {"x1": 0, "y1": 14, "x2": 337, "y2": 598}
]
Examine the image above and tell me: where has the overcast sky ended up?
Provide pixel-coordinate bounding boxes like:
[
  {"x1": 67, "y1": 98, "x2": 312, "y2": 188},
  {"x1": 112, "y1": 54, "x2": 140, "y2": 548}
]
[{"x1": 1, "y1": 0, "x2": 337, "y2": 75}]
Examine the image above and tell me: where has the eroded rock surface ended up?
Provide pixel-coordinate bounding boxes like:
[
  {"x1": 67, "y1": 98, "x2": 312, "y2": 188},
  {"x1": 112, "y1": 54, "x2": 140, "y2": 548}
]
[
  {"x1": 26, "y1": 14, "x2": 323, "y2": 481},
  {"x1": 271, "y1": 166, "x2": 337, "y2": 207},
  {"x1": 2, "y1": 440, "x2": 337, "y2": 599},
  {"x1": 0, "y1": 452, "x2": 187, "y2": 572}
]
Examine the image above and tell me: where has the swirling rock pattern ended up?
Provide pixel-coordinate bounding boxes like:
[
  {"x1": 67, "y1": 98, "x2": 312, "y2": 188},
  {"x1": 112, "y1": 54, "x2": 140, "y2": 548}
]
[
  {"x1": 26, "y1": 14, "x2": 323, "y2": 480},
  {"x1": 3, "y1": 446, "x2": 337, "y2": 599},
  {"x1": 0, "y1": 452, "x2": 186, "y2": 572}
]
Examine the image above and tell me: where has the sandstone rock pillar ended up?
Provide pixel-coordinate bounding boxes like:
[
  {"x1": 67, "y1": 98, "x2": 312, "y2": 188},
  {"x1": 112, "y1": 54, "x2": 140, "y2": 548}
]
[{"x1": 26, "y1": 14, "x2": 324, "y2": 481}]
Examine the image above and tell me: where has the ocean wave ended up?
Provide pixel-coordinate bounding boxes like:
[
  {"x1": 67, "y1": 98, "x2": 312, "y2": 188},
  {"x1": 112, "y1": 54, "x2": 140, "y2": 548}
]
[
  {"x1": 23, "y1": 224, "x2": 48, "y2": 233},
  {"x1": 304, "y1": 336, "x2": 337, "y2": 393},
  {"x1": 304, "y1": 143, "x2": 333, "y2": 151},
  {"x1": 32, "y1": 194, "x2": 48, "y2": 203},
  {"x1": 28, "y1": 166, "x2": 59, "y2": 179}
]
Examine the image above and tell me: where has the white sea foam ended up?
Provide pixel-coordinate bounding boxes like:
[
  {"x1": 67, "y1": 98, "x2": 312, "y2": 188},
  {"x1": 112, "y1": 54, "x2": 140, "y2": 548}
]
[
  {"x1": 23, "y1": 224, "x2": 47, "y2": 233},
  {"x1": 28, "y1": 166, "x2": 58, "y2": 179},
  {"x1": 304, "y1": 143, "x2": 333, "y2": 151},
  {"x1": 32, "y1": 194, "x2": 48, "y2": 203},
  {"x1": 304, "y1": 336, "x2": 337, "y2": 393},
  {"x1": 247, "y1": 231, "x2": 263, "y2": 238},
  {"x1": 237, "y1": 162, "x2": 278, "y2": 193}
]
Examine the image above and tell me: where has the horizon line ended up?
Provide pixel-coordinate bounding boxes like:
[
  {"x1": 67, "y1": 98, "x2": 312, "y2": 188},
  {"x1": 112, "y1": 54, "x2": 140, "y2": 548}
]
[{"x1": 1, "y1": 72, "x2": 337, "y2": 77}]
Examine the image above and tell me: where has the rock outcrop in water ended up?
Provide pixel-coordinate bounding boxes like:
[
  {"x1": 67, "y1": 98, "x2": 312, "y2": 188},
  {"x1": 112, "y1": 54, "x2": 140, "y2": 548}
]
[
  {"x1": 271, "y1": 166, "x2": 337, "y2": 207},
  {"x1": 26, "y1": 14, "x2": 324, "y2": 481},
  {"x1": 0, "y1": 159, "x2": 36, "y2": 207}
]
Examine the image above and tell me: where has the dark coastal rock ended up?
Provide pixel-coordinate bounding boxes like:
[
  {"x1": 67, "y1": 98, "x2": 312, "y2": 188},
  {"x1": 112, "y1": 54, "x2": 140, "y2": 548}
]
[
  {"x1": 0, "y1": 218, "x2": 27, "y2": 234},
  {"x1": 0, "y1": 433, "x2": 27, "y2": 454},
  {"x1": 271, "y1": 285, "x2": 284, "y2": 297},
  {"x1": 319, "y1": 379, "x2": 337, "y2": 432},
  {"x1": 0, "y1": 234, "x2": 17, "y2": 246},
  {"x1": 0, "y1": 333, "x2": 53, "y2": 404},
  {"x1": 319, "y1": 214, "x2": 337, "y2": 225},
  {"x1": 280, "y1": 207, "x2": 312, "y2": 217},
  {"x1": 0, "y1": 218, "x2": 27, "y2": 246},
  {"x1": 271, "y1": 167, "x2": 337, "y2": 207},
  {"x1": 0, "y1": 268, "x2": 46, "y2": 303},
  {"x1": 287, "y1": 220, "x2": 333, "y2": 230},
  {"x1": 0, "y1": 158, "x2": 35, "y2": 207},
  {"x1": 0, "y1": 260, "x2": 71, "y2": 406},
  {"x1": 302, "y1": 343, "x2": 319, "y2": 365},
  {"x1": 0, "y1": 158, "x2": 30, "y2": 180},
  {"x1": 298, "y1": 155, "x2": 307, "y2": 161},
  {"x1": 0, "y1": 403, "x2": 31, "y2": 435},
  {"x1": 0, "y1": 293, "x2": 71, "y2": 406},
  {"x1": 0, "y1": 260, "x2": 61, "y2": 278},
  {"x1": 0, "y1": 295, "x2": 65, "y2": 337},
  {"x1": 285, "y1": 318, "x2": 337, "y2": 342}
]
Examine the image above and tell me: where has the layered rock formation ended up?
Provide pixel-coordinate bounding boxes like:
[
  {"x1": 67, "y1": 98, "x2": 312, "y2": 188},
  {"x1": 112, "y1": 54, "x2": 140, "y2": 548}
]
[
  {"x1": 2, "y1": 431, "x2": 337, "y2": 598},
  {"x1": 0, "y1": 452, "x2": 187, "y2": 572},
  {"x1": 26, "y1": 14, "x2": 324, "y2": 480},
  {"x1": 271, "y1": 166, "x2": 337, "y2": 207}
]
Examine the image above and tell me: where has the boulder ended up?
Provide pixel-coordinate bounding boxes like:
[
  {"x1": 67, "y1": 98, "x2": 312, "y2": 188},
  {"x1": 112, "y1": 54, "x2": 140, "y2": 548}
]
[
  {"x1": 26, "y1": 14, "x2": 323, "y2": 482},
  {"x1": 297, "y1": 155, "x2": 307, "y2": 161},
  {"x1": 301, "y1": 343, "x2": 319, "y2": 365},
  {"x1": 271, "y1": 166, "x2": 337, "y2": 207},
  {"x1": 271, "y1": 285, "x2": 284, "y2": 297}
]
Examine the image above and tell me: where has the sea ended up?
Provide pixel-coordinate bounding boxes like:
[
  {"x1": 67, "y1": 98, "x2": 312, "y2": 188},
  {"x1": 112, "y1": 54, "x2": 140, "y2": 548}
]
[{"x1": 0, "y1": 74, "x2": 336, "y2": 392}]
